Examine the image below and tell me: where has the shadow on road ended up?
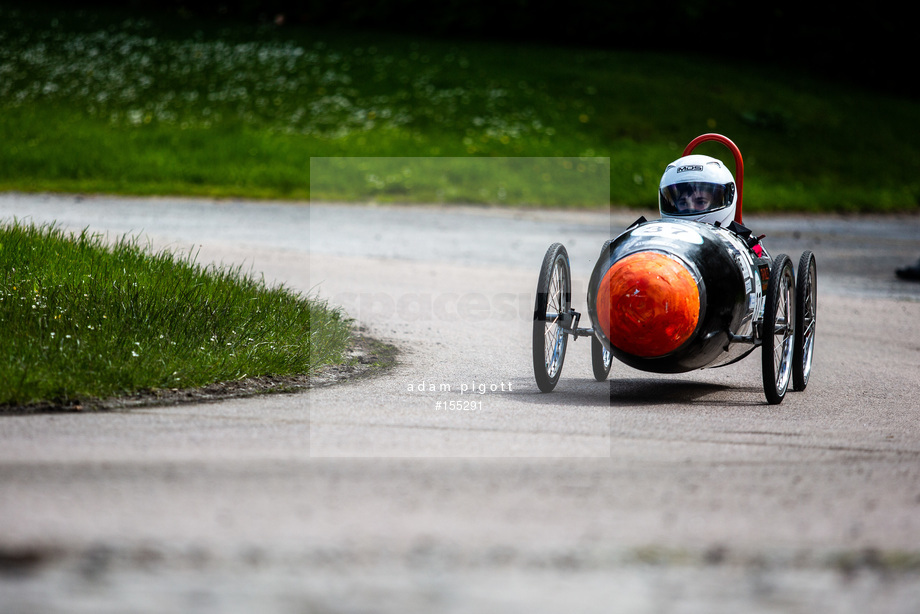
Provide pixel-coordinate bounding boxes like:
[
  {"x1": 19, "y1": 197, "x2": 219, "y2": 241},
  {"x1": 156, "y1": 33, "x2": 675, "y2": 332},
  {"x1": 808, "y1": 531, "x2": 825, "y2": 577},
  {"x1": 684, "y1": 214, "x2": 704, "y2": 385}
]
[
  {"x1": 510, "y1": 377, "x2": 768, "y2": 408},
  {"x1": 511, "y1": 378, "x2": 612, "y2": 408},
  {"x1": 609, "y1": 378, "x2": 763, "y2": 407}
]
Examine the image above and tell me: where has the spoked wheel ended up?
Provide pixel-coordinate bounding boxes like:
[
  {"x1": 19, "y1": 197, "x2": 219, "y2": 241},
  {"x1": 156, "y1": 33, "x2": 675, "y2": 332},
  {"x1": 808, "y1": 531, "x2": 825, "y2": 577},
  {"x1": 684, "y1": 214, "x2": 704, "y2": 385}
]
[
  {"x1": 762, "y1": 254, "x2": 796, "y2": 404},
  {"x1": 591, "y1": 239, "x2": 614, "y2": 382},
  {"x1": 591, "y1": 336, "x2": 612, "y2": 382},
  {"x1": 533, "y1": 243, "x2": 571, "y2": 392},
  {"x1": 793, "y1": 251, "x2": 817, "y2": 391}
]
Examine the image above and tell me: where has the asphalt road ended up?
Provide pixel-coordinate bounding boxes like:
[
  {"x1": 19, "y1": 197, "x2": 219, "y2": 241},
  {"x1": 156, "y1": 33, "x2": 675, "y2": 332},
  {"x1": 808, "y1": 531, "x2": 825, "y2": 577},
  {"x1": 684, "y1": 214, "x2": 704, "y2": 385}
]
[{"x1": 1, "y1": 193, "x2": 919, "y2": 613}]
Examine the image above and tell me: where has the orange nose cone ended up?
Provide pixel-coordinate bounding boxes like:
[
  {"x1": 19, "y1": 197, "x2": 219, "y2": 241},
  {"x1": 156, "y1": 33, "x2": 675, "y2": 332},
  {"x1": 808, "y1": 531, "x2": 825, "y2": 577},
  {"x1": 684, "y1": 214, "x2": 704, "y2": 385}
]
[{"x1": 598, "y1": 252, "x2": 700, "y2": 358}]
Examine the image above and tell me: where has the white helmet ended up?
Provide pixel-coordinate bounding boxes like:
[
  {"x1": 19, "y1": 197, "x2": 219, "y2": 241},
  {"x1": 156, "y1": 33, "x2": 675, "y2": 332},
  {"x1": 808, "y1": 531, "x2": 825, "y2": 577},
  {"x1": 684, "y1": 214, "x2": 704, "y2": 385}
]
[{"x1": 659, "y1": 154, "x2": 737, "y2": 227}]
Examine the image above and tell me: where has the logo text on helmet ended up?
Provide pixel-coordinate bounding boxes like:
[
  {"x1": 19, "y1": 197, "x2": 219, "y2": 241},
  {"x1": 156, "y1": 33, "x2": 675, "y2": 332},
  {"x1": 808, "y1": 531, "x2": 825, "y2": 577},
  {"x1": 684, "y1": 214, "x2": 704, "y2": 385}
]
[{"x1": 677, "y1": 165, "x2": 703, "y2": 173}]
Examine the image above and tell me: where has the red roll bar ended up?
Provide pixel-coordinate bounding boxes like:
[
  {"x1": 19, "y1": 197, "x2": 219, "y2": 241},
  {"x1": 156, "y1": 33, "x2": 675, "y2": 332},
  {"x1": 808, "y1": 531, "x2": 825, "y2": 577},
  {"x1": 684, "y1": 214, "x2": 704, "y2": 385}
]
[{"x1": 682, "y1": 133, "x2": 744, "y2": 225}]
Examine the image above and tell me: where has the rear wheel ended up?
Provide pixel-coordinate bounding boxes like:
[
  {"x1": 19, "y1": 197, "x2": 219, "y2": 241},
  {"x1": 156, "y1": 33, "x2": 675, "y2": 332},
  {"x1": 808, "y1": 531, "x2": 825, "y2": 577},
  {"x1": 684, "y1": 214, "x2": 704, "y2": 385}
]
[
  {"x1": 591, "y1": 336, "x2": 613, "y2": 382},
  {"x1": 591, "y1": 239, "x2": 614, "y2": 382},
  {"x1": 793, "y1": 251, "x2": 817, "y2": 391},
  {"x1": 533, "y1": 243, "x2": 571, "y2": 392},
  {"x1": 762, "y1": 254, "x2": 795, "y2": 405}
]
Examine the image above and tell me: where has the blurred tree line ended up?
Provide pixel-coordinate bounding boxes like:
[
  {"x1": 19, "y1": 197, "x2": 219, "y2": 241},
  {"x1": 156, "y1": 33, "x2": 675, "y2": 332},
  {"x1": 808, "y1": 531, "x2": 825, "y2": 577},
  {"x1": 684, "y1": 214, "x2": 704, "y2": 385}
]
[{"x1": 38, "y1": 0, "x2": 912, "y2": 97}]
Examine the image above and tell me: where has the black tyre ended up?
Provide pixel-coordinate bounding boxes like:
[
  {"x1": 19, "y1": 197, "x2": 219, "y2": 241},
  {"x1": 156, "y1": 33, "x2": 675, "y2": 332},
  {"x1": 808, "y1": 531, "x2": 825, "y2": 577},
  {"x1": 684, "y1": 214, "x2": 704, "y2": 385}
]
[
  {"x1": 533, "y1": 243, "x2": 571, "y2": 392},
  {"x1": 762, "y1": 254, "x2": 795, "y2": 405},
  {"x1": 793, "y1": 251, "x2": 817, "y2": 391},
  {"x1": 591, "y1": 335, "x2": 612, "y2": 382},
  {"x1": 590, "y1": 239, "x2": 614, "y2": 382}
]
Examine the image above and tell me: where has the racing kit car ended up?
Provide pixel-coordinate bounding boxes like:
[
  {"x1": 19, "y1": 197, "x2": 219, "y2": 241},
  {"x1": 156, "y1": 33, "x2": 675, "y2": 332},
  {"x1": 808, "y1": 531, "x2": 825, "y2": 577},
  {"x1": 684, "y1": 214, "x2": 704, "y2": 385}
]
[{"x1": 532, "y1": 134, "x2": 817, "y2": 404}]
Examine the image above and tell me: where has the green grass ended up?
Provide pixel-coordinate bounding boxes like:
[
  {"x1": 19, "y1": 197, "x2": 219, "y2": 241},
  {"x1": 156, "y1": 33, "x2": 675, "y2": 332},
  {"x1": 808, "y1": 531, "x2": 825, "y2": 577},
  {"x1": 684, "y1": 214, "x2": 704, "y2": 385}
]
[
  {"x1": 310, "y1": 156, "x2": 610, "y2": 207},
  {"x1": 0, "y1": 222, "x2": 351, "y2": 407},
  {"x1": 1, "y1": 5, "x2": 918, "y2": 211}
]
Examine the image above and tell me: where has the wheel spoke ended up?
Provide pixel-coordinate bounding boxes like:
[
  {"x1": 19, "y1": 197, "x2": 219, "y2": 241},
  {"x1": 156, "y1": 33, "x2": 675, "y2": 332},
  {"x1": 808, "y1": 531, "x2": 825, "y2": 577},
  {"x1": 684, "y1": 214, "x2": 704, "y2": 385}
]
[
  {"x1": 533, "y1": 244, "x2": 571, "y2": 392},
  {"x1": 803, "y1": 318, "x2": 816, "y2": 339},
  {"x1": 769, "y1": 267, "x2": 795, "y2": 391},
  {"x1": 542, "y1": 258, "x2": 568, "y2": 376}
]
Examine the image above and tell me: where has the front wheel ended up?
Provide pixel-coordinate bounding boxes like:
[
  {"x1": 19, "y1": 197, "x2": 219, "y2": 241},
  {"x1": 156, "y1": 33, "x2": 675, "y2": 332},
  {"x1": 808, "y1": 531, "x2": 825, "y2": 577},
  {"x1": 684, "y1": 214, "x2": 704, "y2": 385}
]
[
  {"x1": 762, "y1": 254, "x2": 795, "y2": 404},
  {"x1": 793, "y1": 251, "x2": 817, "y2": 391},
  {"x1": 533, "y1": 243, "x2": 571, "y2": 392}
]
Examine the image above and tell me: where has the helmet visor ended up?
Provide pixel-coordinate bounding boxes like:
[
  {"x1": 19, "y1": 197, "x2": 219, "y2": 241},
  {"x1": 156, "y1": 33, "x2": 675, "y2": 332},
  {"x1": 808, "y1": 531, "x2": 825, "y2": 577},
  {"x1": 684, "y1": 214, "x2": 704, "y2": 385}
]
[{"x1": 660, "y1": 182, "x2": 732, "y2": 216}]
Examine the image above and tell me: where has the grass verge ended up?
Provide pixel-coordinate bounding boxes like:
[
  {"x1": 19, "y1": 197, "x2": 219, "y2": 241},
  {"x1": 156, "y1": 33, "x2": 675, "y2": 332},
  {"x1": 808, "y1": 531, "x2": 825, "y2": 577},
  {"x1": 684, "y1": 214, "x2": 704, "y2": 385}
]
[
  {"x1": 1, "y1": 5, "x2": 918, "y2": 211},
  {"x1": 0, "y1": 221, "x2": 356, "y2": 410}
]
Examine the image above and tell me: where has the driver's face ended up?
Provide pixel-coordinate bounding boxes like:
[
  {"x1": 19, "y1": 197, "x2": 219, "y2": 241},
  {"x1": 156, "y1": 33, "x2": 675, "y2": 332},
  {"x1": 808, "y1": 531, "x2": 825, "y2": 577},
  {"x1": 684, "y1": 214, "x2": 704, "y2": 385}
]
[{"x1": 676, "y1": 188, "x2": 713, "y2": 212}]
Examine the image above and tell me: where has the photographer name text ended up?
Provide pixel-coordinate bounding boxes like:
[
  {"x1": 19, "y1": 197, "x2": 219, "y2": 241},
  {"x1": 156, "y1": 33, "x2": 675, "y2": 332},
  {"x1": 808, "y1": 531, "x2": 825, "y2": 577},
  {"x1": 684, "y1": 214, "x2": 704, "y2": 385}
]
[{"x1": 407, "y1": 380, "x2": 514, "y2": 395}]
